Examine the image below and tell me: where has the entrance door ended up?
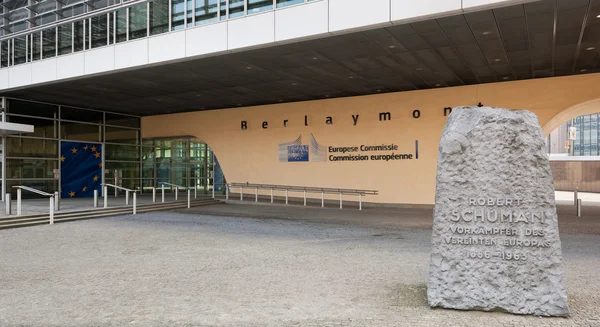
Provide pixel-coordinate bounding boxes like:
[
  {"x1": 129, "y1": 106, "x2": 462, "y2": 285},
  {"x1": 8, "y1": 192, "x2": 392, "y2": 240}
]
[{"x1": 60, "y1": 141, "x2": 103, "y2": 198}]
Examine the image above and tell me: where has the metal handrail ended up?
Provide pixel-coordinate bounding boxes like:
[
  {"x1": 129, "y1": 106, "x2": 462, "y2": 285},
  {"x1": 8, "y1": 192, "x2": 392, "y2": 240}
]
[
  {"x1": 226, "y1": 182, "x2": 378, "y2": 210},
  {"x1": 159, "y1": 182, "x2": 186, "y2": 189},
  {"x1": 101, "y1": 183, "x2": 138, "y2": 213},
  {"x1": 101, "y1": 183, "x2": 137, "y2": 192},
  {"x1": 11, "y1": 185, "x2": 56, "y2": 224}
]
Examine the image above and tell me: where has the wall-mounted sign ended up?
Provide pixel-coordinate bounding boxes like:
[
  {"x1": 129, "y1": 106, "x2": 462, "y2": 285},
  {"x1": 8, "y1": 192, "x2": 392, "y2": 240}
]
[{"x1": 569, "y1": 127, "x2": 577, "y2": 140}]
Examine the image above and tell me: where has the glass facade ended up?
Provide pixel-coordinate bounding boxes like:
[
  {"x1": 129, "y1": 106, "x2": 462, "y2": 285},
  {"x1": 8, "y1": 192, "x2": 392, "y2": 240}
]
[
  {"x1": 0, "y1": 97, "x2": 220, "y2": 199},
  {"x1": 547, "y1": 113, "x2": 600, "y2": 156},
  {"x1": 0, "y1": 0, "x2": 321, "y2": 68}
]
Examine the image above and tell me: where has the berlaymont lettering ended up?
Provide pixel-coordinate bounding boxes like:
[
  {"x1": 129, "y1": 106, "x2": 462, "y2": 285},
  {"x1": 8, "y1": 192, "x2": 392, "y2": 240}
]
[{"x1": 239, "y1": 105, "x2": 476, "y2": 130}]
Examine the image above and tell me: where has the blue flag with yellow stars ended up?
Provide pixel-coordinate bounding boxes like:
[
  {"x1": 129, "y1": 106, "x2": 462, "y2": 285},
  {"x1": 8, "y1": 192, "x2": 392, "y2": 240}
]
[{"x1": 60, "y1": 142, "x2": 102, "y2": 198}]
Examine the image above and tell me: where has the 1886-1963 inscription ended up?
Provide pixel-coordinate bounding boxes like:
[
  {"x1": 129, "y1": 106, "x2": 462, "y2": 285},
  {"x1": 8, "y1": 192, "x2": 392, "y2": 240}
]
[{"x1": 428, "y1": 107, "x2": 569, "y2": 317}]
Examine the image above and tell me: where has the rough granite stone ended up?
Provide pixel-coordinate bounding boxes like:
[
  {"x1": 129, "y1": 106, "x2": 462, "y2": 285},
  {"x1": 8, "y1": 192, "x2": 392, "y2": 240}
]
[{"x1": 427, "y1": 106, "x2": 569, "y2": 317}]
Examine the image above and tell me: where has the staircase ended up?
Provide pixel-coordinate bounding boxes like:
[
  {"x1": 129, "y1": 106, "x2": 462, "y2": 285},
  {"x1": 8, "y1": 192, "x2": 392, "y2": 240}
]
[{"x1": 0, "y1": 198, "x2": 222, "y2": 230}]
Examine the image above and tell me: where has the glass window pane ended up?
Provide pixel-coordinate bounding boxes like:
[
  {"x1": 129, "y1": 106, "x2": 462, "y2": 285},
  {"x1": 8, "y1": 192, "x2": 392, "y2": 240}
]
[
  {"x1": 7, "y1": 159, "x2": 57, "y2": 179},
  {"x1": 74, "y1": 20, "x2": 84, "y2": 52},
  {"x1": 1, "y1": 40, "x2": 8, "y2": 67},
  {"x1": 42, "y1": 27, "x2": 56, "y2": 59},
  {"x1": 229, "y1": 0, "x2": 244, "y2": 18},
  {"x1": 58, "y1": 23, "x2": 73, "y2": 55},
  {"x1": 142, "y1": 147, "x2": 155, "y2": 179},
  {"x1": 105, "y1": 161, "x2": 140, "y2": 179},
  {"x1": 129, "y1": 3, "x2": 148, "y2": 39},
  {"x1": 276, "y1": 0, "x2": 303, "y2": 8},
  {"x1": 116, "y1": 9, "x2": 127, "y2": 42},
  {"x1": 195, "y1": 0, "x2": 218, "y2": 25},
  {"x1": 61, "y1": 122, "x2": 102, "y2": 142},
  {"x1": 150, "y1": 0, "x2": 169, "y2": 35},
  {"x1": 91, "y1": 14, "x2": 108, "y2": 48},
  {"x1": 219, "y1": 0, "x2": 226, "y2": 20},
  {"x1": 248, "y1": 0, "x2": 272, "y2": 14},
  {"x1": 32, "y1": 32, "x2": 41, "y2": 61},
  {"x1": 14, "y1": 35, "x2": 27, "y2": 65},
  {"x1": 61, "y1": 106, "x2": 103, "y2": 123},
  {"x1": 105, "y1": 113, "x2": 140, "y2": 128},
  {"x1": 171, "y1": 0, "x2": 185, "y2": 30},
  {"x1": 105, "y1": 144, "x2": 140, "y2": 161},
  {"x1": 7, "y1": 115, "x2": 57, "y2": 138},
  {"x1": 108, "y1": 12, "x2": 115, "y2": 45},
  {"x1": 7, "y1": 99, "x2": 58, "y2": 118},
  {"x1": 105, "y1": 126, "x2": 140, "y2": 144},
  {"x1": 7, "y1": 137, "x2": 58, "y2": 158}
]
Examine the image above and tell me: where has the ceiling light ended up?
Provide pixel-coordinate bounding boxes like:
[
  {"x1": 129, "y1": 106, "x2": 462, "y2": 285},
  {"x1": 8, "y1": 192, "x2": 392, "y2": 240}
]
[
  {"x1": 597, "y1": 14, "x2": 600, "y2": 18},
  {"x1": 581, "y1": 69, "x2": 589, "y2": 72},
  {"x1": 312, "y1": 57, "x2": 318, "y2": 60},
  {"x1": 246, "y1": 66, "x2": 252, "y2": 69},
  {"x1": 494, "y1": 58, "x2": 501, "y2": 62},
  {"x1": 586, "y1": 47, "x2": 596, "y2": 51},
  {"x1": 349, "y1": 76, "x2": 354, "y2": 79},
  {"x1": 416, "y1": 68, "x2": 423, "y2": 71},
  {"x1": 482, "y1": 31, "x2": 491, "y2": 35},
  {"x1": 389, "y1": 45, "x2": 396, "y2": 49},
  {"x1": 435, "y1": 84, "x2": 442, "y2": 87},
  {"x1": 237, "y1": 103, "x2": 243, "y2": 106},
  {"x1": 292, "y1": 82, "x2": 297, "y2": 86},
  {"x1": 324, "y1": 95, "x2": 330, "y2": 98},
  {"x1": 502, "y1": 77, "x2": 510, "y2": 80},
  {"x1": 376, "y1": 89, "x2": 382, "y2": 92}
]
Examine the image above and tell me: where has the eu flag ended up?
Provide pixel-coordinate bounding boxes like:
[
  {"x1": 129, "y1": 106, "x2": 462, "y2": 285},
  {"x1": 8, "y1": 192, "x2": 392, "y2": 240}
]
[{"x1": 60, "y1": 142, "x2": 102, "y2": 198}]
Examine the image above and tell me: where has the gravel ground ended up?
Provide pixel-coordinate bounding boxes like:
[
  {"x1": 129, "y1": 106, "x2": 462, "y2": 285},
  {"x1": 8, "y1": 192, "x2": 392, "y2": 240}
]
[{"x1": 0, "y1": 203, "x2": 599, "y2": 327}]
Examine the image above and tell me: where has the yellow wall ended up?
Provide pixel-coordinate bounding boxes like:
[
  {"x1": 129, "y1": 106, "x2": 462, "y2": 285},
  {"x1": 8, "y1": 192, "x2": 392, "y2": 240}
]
[{"x1": 142, "y1": 73, "x2": 600, "y2": 205}]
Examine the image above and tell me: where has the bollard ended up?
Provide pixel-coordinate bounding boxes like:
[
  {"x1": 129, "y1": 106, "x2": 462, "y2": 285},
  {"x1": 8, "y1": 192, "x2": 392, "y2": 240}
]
[
  {"x1": 574, "y1": 188, "x2": 578, "y2": 206},
  {"x1": 133, "y1": 192, "x2": 137, "y2": 215},
  {"x1": 5, "y1": 193, "x2": 11, "y2": 215},
  {"x1": 577, "y1": 199, "x2": 582, "y2": 217},
  {"x1": 226, "y1": 185, "x2": 229, "y2": 200},
  {"x1": 339, "y1": 192, "x2": 342, "y2": 209},
  {"x1": 270, "y1": 188, "x2": 273, "y2": 203},
  {"x1": 54, "y1": 191, "x2": 60, "y2": 211},
  {"x1": 152, "y1": 187, "x2": 156, "y2": 203},
  {"x1": 240, "y1": 186, "x2": 243, "y2": 201},
  {"x1": 49, "y1": 196, "x2": 54, "y2": 225},
  {"x1": 17, "y1": 188, "x2": 22, "y2": 216},
  {"x1": 195, "y1": 186, "x2": 198, "y2": 199},
  {"x1": 126, "y1": 190, "x2": 130, "y2": 205},
  {"x1": 175, "y1": 187, "x2": 178, "y2": 201},
  {"x1": 162, "y1": 184, "x2": 165, "y2": 203},
  {"x1": 285, "y1": 189, "x2": 288, "y2": 204},
  {"x1": 188, "y1": 189, "x2": 191, "y2": 208},
  {"x1": 359, "y1": 194, "x2": 362, "y2": 211},
  {"x1": 103, "y1": 186, "x2": 108, "y2": 208},
  {"x1": 93, "y1": 190, "x2": 98, "y2": 208},
  {"x1": 321, "y1": 192, "x2": 324, "y2": 208},
  {"x1": 303, "y1": 190, "x2": 306, "y2": 206},
  {"x1": 211, "y1": 185, "x2": 213, "y2": 199},
  {"x1": 255, "y1": 188, "x2": 258, "y2": 202}
]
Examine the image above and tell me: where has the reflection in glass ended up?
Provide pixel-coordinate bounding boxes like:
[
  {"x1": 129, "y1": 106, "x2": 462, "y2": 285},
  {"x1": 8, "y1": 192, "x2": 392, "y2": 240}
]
[
  {"x1": 6, "y1": 138, "x2": 58, "y2": 158},
  {"x1": 228, "y1": 0, "x2": 244, "y2": 18},
  {"x1": 8, "y1": 99, "x2": 58, "y2": 118},
  {"x1": 150, "y1": 0, "x2": 169, "y2": 35},
  {"x1": 219, "y1": 0, "x2": 226, "y2": 20},
  {"x1": 105, "y1": 126, "x2": 140, "y2": 144},
  {"x1": 129, "y1": 3, "x2": 148, "y2": 39},
  {"x1": 7, "y1": 115, "x2": 57, "y2": 138},
  {"x1": 171, "y1": 0, "x2": 185, "y2": 30},
  {"x1": 105, "y1": 161, "x2": 140, "y2": 179},
  {"x1": 61, "y1": 122, "x2": 102, "y2": 142},
  {"x1": 116, "y1": 9, "x2": 127, "y2": 42},
  {"x1": 91, "y1": 14, "x2": 108, "y2": 48},
  {"x1": 105, "y1": 144, "x2": 141, "y2": 161},
  {"x1": 276, "y1": 0, "x2": 304, "y2": 8},
  {"x1": 74, "y1": 20, "x2": 85, "y2": 51},
  {"x1": 58, "y1": 23, "x2": 73, "y2": 55},
  {"x1": 32, "y1": 32, "x2": 41, "y2": 61},
  {"x1": 186, "y1": 0, "x2": 193, "y2": 27},
  {"x1": 14, "y1": 35, "x2": 27, "y2": 65},
  {"x1": 195, "y1": 0, "x2": 217, "y2": 25},
  {"x1": 42, "y1": 27, "x2": 56, "y2": 58},
  {"x1": 1, "y1": 41, "x2": 8, "y2": 67},
  {"x1": 7, "y1": 159, "x2": 57, "y2": 179},
  {"x1": 248, "y1": 0, "x2": 272, "y2": 14},
  {"x1": 61, "y1": 106, "x2": 103, "y2": 123},
  {"x1": 105, "y1": 113, "x2": 140, "y2": 128}
]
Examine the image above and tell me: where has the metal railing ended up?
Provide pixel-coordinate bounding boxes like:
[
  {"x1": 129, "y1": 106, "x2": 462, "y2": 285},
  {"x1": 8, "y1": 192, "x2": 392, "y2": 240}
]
[
  {"x1": 158, "y1": 182, "x2": 187, "y2": 202},
  {"x1": 226, "y1": 183, "x2": 378, "y2": 210},
  {"x1": 10, "y1": 186, "x2": 57, "y2": 224},
  {"x1": 101, "y1": 183, "x2": 139, "y2": 214}
]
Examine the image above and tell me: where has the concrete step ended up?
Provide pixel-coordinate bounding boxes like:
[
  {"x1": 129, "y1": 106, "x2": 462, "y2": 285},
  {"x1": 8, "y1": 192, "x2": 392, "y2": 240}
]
[
  {"x1": 0, "y1": 198, "x2": 219, "y2": 222},
  {"x1": 0, "y1": 199, "x2": 221, "y2": 230}
]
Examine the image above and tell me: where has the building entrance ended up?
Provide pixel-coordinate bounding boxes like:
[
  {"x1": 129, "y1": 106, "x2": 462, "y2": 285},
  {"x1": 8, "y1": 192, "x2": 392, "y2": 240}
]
[{"x1": 60, "y1": 141, "x2": 103, "y2": 198}]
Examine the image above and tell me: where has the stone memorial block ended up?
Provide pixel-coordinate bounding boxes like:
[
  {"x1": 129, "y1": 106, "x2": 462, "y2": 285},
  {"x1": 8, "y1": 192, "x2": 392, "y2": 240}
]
[{"x1": 427, "y1": 106, "x2": 569, "y2": 317}]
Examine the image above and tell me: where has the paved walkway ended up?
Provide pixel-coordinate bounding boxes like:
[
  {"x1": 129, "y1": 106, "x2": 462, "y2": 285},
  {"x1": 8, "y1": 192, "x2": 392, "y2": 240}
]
[{"x1": 0, "y1": 202, "x2": 598, "y2": 327}]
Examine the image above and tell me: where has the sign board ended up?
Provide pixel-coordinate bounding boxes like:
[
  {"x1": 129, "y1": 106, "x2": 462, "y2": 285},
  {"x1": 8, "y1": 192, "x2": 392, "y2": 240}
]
[
  {"x1": 569, "y1": 127, "x2": 577, "y2": 140},
  {"x1": 53, "y1": 169, "x2": 60, "y2": 179}
]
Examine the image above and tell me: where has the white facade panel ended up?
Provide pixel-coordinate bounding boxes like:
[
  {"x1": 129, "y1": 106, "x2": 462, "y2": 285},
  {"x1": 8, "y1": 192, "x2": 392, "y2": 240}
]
[
  {"x1": 115, "y1": 39, "x2": 149, "y2": 70},
  {"x1": 57, "y1": 53, "x2": 85, "y2": 79},
  {"x1": 149, "y1": 31, "x2": 186, "y2": 63},
  {"x1": 186, "y1": 22, "x2": 228, "y2": 58},
  {"x1": 8, "y1": 64, "x2": 32, "y2": 88},
  {"x1": 85, "y1": 47, "x2": 115, "y2": 75},
  {"x1": 391, "y1": 0, "x2": 461, "y2": 22},
  {"x1": 0, "y1": 69, "x2": 9, "y2": 89},
  {"x1": 228, "y1": 12, "x2": 275, "y2": 50},
  {"x1": 275, "y1": 0, "x2": 329, "y2": 42},
  {"x1": 462, "y1": 0, "x2": 530, "y2": 11},
  {"x1": 329, "y1": 0, "x2": 390, "y2": 32},
  {"x1": 31, "y1": 59, "x2": 58, "y2": 84}
]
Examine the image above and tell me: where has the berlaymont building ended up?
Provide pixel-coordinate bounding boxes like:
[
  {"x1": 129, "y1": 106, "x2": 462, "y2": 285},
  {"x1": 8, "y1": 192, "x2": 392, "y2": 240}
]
[{"x1": 0, "y1": 0, "x2": 599, "y2": 205}]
